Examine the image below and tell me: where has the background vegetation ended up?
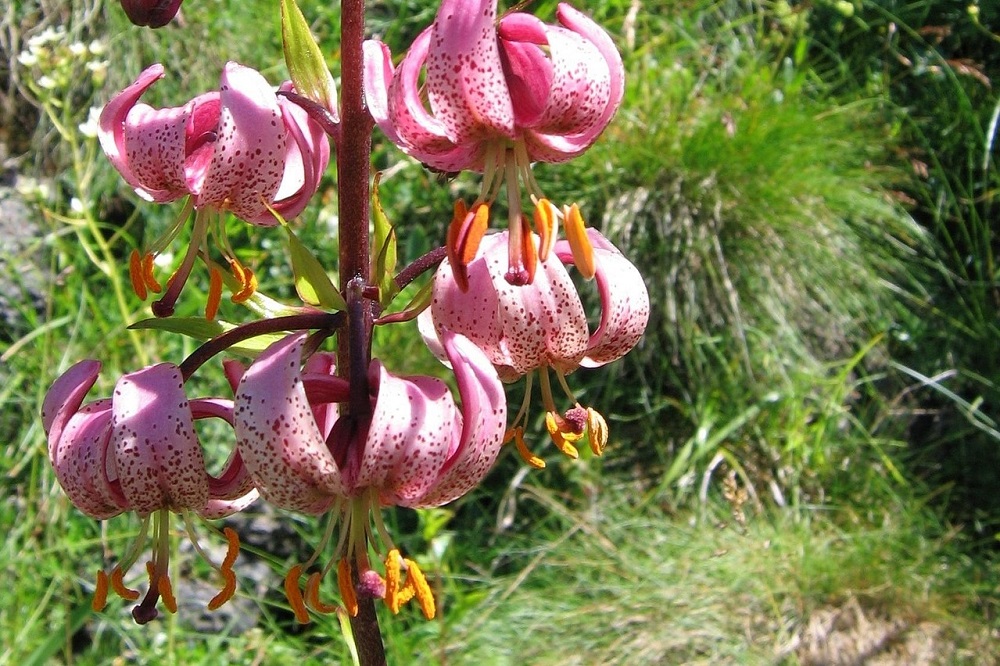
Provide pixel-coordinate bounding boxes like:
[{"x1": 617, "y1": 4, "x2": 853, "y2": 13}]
[{"x1": 1, "y1": 0, "x2": 998, "y2": 663}]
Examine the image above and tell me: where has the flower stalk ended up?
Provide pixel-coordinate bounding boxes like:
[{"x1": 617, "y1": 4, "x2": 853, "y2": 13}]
[{"x1": 337, "y1": 0, "x2": 385, "y2": 662}]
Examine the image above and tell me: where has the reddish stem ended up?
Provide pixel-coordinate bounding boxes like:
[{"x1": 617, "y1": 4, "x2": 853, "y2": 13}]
[{"x1": 337, "y1": 0, "x2": 385, "y2": 664}]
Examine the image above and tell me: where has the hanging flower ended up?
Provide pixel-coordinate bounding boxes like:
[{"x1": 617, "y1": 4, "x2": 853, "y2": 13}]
[
  {"x1": 420, "y1": 228, "x2": 648, "y2": 466},
  {"x1": 232, "y1": 330, "x2": 506, "y2": 621},
  {"x1": 364, "y1": 0, "x2": 624, "y2": 286},
  {"x1": 99, "y1": 62, "x2": 331, "y2": 316},
  {"x1": 119, "y1": 0, "x2": 184, "y2": 28},
  {"x1": 42, "y1": 359, "x2": 258, "y2": 623}
]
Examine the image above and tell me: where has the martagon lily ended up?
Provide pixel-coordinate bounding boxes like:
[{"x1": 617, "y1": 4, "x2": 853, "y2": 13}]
[
  {"x1": 99, "y1": 61, "x2": 331, "y2": 317},
  {"x1": 42, "y1": 359, "x2": 258, "y2": 624},
  {"x1": 420, "y1": 228, "x2": 649, "y2": 466},
  {"x1": 119, "y1": 0, "x2": 183, "y2": 27},
  {"x1": 364, "y1": 0, "x2": 624, "y2": 286},
  {"x1": 233, "y1": 329, "x2": 506, "y2": 621}
]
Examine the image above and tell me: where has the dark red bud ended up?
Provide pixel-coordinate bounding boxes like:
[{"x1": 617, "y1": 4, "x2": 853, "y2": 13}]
[{"x1": 119, "y1": 0, "x2": 183, "y2": 28}]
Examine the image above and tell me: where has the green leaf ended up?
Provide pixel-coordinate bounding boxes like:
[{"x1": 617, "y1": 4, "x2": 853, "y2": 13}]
[
  {"x1": 285, "y1": 224, "x2": 347, "y2": 311},
  {"x1": 371, "y1": 173, "x2": 399, "y2": 307},
  {"x1": 281, "y1": 0, "x2": 337, "y2": 112},
  {"x1": 129, "y1": 317, "x2": 287, "y2": 356}
]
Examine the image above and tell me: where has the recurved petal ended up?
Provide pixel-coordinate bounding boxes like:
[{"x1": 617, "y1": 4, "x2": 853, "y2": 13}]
[
  {"x1": 383, "y1": 30, "x2": 484, "y2": 172},
  {"x1": 426, "y1": 0, "x2": 515, "y2": 145},
  {"x1": 50, "y1": 400, "x2": 125, "y2": 519},
  {"x1": 42, "y1": 359, "x2": 101, "y2": 450},
  {"x1": 360, "y1": 361, "x2": 457, "y2": 507},
  {"x1": 193, "y1": 62, "x2": 287, "y2": 222},
  {"x1": 111, "y1": 364, "x2": 209, "y2": 515},
  {"x1": 98, "y1": 63, "x2": 188, "y2": 202},
  {"x1": 234, "y1": 333, "x2": 346, "y2": 513},
  {"x1": 523, "y1": 4, "x2": 624, "y2": 162},
  {"x1": 556, "y1": 229, "x2": 649, "y2": 367},
  {"x1": 411, "y1": 331, "x2": 506, "y2": 507}
]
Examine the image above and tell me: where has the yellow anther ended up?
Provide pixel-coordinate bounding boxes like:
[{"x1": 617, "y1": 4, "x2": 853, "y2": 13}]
[
  {"x1": 110, "y1": 566, "x2": 140, "y2": 601},
  {"x1": 586, "y1": 407, "x2": 609, "y2": 456},
  {"x1": 92, "y1": 570, "x2": 110, "y2": 612},
  {"x1": 403, "y1": 558, "x2": 435, "y2": 620},
  {"x1": 128, "y1": 249, "x2": 147, "y2": 301},
  {"x1": 337, "y1": 558, "x2": 359, "y2": 617},
  {"x1": 545, "y1": 412, "x2": 582, "y2": 458},
  {"x1": 208, "y1": 527, "x2": 240, "y2": 610},
  {"x1": 205, "y1": 266, "x2": 224, "y2": 320},
  {"x1": 564, "y1": 203, "x2": 595, "y2": 280},
  {"x1": 284, "y1": 565, "x2": 311, "y2": 624},
  {"x1": 507, "y1": 427, "x2": 545, "y2": 469},
  {"x1": 306, "y1": 572, "x2": 339, "y2": 614},
  {"x1": 533, "y1": 198, "x2": 558, "y2": 262},
  {"x1": 149, "y1": 562, "x2": 177, "y2": 614},
  {"x1": 384, "y1": 549, "x2": 403, "y2": 614}
]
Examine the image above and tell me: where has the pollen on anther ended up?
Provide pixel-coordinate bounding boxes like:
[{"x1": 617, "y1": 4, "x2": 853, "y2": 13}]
[
  {"x1": 284, "y1": 565, "x2": 311, "y2": 623},
  {"x1": 92, "y1": 570, "x2": 110, "y2": 612}
]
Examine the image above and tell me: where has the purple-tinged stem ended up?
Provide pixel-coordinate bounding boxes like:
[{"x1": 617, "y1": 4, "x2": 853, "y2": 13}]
[{"x1": 337, "y1": 0, "x2": 385, "y2": 663}]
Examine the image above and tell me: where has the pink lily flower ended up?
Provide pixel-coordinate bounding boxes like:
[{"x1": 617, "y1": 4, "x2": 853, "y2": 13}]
[
  {"x1": 119, "y1": 0, "x2": 183, "y2": 28},
  {"x1": 99, "y1": 62, "x2": 331, "y2": 316},
  {"x1": 421, "y1": 228, "x2": 649, "y2": 466},
  {"x1": 233, "y1": 330, "x2": 506, "y2": 621},
  {"x1": 42, "y1": 359, "x2": 258, "y2": 624},
  {"x1": 364, "y1": 0, "x2": 624, "y2": 285}
]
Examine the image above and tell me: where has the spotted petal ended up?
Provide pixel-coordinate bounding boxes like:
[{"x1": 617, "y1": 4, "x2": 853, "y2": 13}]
[
  {"x1": 426, "y1": 0, "x2": 515, "y2": 145},
  {"x1": 555, "y1": 229, "x2": 649, "y2": 367},
  {"x1": 98, "y1": 64, "x2": 190, "y2": 202},
  {"x1": 430, "y1": 232, "x2": 589, "y2": 380},
  {"x1": 192, "y1": 62, "x2": 287, "y2": 222},
  {"x1": 235, "y1": 333, "x2": 348, "y2": 514},
  {"x1": 111, "y1": 364, "x2": 210, "y2": 515},
  {"x1": 411, "y1": 331, "x2": 507, "y2": 507},
  {"x1": 359, "y1": 361, "x2": 457, "y2": 506}
]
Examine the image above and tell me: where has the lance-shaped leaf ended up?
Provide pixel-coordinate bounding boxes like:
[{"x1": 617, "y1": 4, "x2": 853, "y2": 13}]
[
  {"x1": 284, "y1": 224, "x2": 347, "y2": 311},
  {"x1": 281, "y1": 0, "x2": 339, "y2": 118},
  {"x1": 371, "y1": 173, "x2": 399, "y2": 308},
  {"x1": 130, "y1": 317, "x2": 288, "y2": 356}
]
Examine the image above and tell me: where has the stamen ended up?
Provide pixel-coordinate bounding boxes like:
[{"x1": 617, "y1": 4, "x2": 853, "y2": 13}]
[
  {"x1": 403, "y1": 558, "x2": 435, "y2": 620},
  {"x1": 586, "y1": 407, "x2": 610, "y2": 456},
  {"x1": 447, "y1": 201, "x2": 489, "y2": 292},
  {"x1": 92, "y1": 570, "x2": 110, "y2": 612},
  {"x1": 142, "y1": 253, "x2": 162, "y2": 293},
  {"x1": 229, "y1": 259, "x2": 257, "y2": 303},
  {"x1": 110, "y1": 566, "x2": 140, "y2": 601},
  {"x1": 384, "y1": 548, "x2": 403, "y2": 613},
  {"x1": 128, "y1": 250, "x2": 147, "y2": 300},
  {"x1": 337, "y1": 558, "x2": 359, "y2": 617},
  {"x1": 564, "y1": 204, "x2": 595, "y2": 280},
  {"x1": 150, "y1": 561, "x2": 178, "y2": 614},
  {"x1": 152, "y1": 208, "x2": 212, "y2": 317},
  {"x1": 506, "y1": 426, "x2": 545, "y2": 469},
  {"x1": 284, "y1": 565, "x2": 311, "y2": 623},
  {"x1": 205, "y1": 266, "x2": 224, "y2": 320},
  {"x1": 208, "y1": 527, "x2": 240, "y2": 610},
  {"x1": 306, "y1": 572, "x2": 339, "y2": 614},
  {"x1": 533, "y1": 199, "x2": 558, "y2": 262},
  {"x1": 545, "y1": 412, "x2": 581, "y2": 458}
]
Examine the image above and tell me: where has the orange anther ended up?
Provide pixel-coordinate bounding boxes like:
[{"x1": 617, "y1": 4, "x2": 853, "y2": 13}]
[
  {"x1": 92, "y1": 570, "x2": 110, "y2": 612},
  {"x1": 305, "y1": 572, "x2": 339, "y2": 614},
  {"x1": 384, "y1": 549, "x2": 403, "y2": 614},
  {"x1": 229, "y1": 260, "x2": 257, "y2": 303},
  {"x1": 533, "y1": 199, "x2": 557, "y2": 262},
  {"x1": 284, "y1": 565, "x2": 311, "y2": 624},
  {"x1": 520, "y1": 215, "x2": 538, "y2": 285},
  {"x1": 447, "y1": 201, "x2": 489, "y2": 292},
  {"x1": 564, "y1": 204, "x2": 595, "y2": 280},
  {"x1": 142, "y1": 253, "x2": 162, "y2": 293},
  {"x1": 205, "y1": 266, "x2": 223, "y2": 320},
  {"x1": 110, "y1": 566, "x2": 140, "y2": 601},
  {"x1": 208, "y1": 570, "x2": 237, "y2": 611},
  {"x1": 403, "y1": 558, "x2": 435, "y2": 620},
  {"x1": 128, "y1": 250, "x2": 147, "y2": 300},
  {"x1": 509, "y1": 427, "x2": 545, "y2": 469},
  {"x1": 151, "y1": 563, "x2": 178, "y2": 614},
  {"x1": 337, "y1": 558, "x2": 359, "y2": 617}
]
